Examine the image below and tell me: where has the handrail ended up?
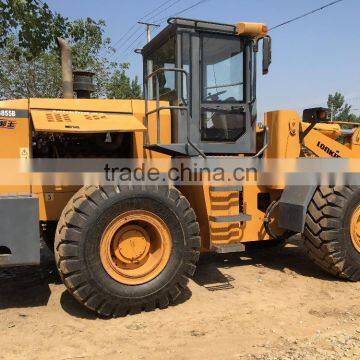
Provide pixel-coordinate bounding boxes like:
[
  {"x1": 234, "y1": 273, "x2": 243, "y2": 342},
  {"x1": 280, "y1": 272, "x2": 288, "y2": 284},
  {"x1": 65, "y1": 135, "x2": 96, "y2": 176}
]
[
  {"x1": 146, "y1": 105, "x2": 188, "y2": 117},
  {"x1": 146, "y1": 67, "x2": 190, "y2": 107},
  {"x1": 252, "y1": 126, "x2": 269, "y2": 158},
  {"x1": 144, "y1": 67, "x2": 191, "y2": 146},
  {"x1": 145, "y1": 67, "x2": 189, "y2": 80}
]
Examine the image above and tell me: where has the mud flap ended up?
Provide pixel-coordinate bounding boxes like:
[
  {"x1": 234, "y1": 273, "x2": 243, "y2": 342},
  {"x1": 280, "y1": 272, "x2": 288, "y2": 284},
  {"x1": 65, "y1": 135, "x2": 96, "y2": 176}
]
[
  {"x1": 0, "y1": 196, "x2": 40, "y2": 267},
  {"x1": 278, "y1": 186, "x2": 317, "y2": 233}
]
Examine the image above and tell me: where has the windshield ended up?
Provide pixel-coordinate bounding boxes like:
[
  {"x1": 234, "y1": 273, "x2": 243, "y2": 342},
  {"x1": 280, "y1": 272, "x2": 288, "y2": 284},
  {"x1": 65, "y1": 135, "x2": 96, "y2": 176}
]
[
  {"x1": 201, "y1": 34, "x2": 244, "y2": 103},
  {"x1": 146, "y1": 36, "x2": 176, "y2": 101}
]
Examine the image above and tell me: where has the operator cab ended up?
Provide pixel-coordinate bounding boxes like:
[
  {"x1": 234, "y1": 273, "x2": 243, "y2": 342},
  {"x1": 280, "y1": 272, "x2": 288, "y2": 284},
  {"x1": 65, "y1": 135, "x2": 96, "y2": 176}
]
[{"x1": 141, "y1": 17, "x2": 271, "y2": 156}]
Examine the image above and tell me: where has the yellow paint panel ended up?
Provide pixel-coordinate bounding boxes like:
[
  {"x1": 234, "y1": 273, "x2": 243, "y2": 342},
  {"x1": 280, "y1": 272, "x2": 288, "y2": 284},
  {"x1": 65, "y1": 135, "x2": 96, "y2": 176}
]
[
  {"x1": 264, "y1": 110, "x2": 301, "y2": 159},
  {"x1": 36, "y1": 190, "x2": 80, "y2": 221},
  {"x1": 30, "y1": 98, "x2": 133, "y2": 114},
  {"x1": 31, "y1": 110, "x2": 146, "y2": 133},
  {"x1": 0, "y1": 99, "x2": 29, "y2": 110}
]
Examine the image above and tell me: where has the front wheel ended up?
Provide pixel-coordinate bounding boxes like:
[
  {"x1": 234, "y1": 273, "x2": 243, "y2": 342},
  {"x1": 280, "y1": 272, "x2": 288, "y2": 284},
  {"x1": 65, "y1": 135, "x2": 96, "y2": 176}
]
[
  {"x1": 54, "y1": 185, "x2": 200, "y2": 317},
  {"x1": 304, "y1": 186, "x2": 360, "y2": 280}
]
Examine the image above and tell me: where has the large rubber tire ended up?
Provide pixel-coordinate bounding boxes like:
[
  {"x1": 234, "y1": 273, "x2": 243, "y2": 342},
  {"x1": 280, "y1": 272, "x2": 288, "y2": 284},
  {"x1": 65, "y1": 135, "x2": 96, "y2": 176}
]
[
  {"x1": 54, "y1": 185, "x2": 200, "y2": 317},
  {"x1": 304, "y1": 186, "x2": 360, "y2": 281}
]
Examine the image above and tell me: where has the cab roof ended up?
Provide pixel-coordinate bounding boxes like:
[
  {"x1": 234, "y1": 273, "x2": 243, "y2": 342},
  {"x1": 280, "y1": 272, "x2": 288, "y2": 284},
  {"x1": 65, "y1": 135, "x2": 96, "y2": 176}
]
[{"x1": 142, "y1": 17, "x2": 267, "y2": 56}]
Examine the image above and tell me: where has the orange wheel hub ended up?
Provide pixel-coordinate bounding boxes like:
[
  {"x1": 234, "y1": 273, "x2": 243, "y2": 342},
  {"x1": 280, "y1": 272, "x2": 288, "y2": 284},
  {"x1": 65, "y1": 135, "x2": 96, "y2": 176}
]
[
  {"x1": 100, "y1": 210, "x2": 172, "y2": 285},
  {"x1": 350, "y1": 205, "x2": 360, "y2": 253}
]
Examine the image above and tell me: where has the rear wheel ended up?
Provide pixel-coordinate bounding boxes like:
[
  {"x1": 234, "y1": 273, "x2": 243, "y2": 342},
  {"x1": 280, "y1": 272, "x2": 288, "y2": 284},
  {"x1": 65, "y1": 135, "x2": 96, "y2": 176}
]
[
  {"x1": 54, "y1": 185, "x2": 200, "y2": 317},
  {"x1": 304, "y1": 186, "x2": 360, "y2": 280}
]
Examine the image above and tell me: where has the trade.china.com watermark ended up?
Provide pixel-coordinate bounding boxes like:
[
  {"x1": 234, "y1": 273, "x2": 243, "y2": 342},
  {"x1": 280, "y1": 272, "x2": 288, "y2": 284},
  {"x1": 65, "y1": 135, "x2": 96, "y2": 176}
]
[
  {"x1": 1, "y1": 158, "x2": 360, "y2": 186},
  {"x1": 104, "y1": 162, "x2": 258, "y2": 183}
]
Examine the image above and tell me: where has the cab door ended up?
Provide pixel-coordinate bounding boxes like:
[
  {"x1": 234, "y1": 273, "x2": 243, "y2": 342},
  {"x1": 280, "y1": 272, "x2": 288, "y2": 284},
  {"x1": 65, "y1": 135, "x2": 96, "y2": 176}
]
[{"x1": 189, "y1": 32, "x2": 256, "y2": 154}]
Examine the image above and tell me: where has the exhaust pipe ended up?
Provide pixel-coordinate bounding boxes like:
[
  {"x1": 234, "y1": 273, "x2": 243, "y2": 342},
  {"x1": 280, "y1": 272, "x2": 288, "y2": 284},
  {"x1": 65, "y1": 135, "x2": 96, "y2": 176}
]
[{"x1": 56, "y1": 37, "x2": 74, "y2": 99}]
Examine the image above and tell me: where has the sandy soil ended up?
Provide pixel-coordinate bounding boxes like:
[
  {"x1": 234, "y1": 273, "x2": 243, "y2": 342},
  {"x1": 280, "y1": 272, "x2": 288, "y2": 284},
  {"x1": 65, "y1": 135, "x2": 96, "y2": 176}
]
[{"x1": 1, "y1": 237, "x2": 360, "y2": 360}]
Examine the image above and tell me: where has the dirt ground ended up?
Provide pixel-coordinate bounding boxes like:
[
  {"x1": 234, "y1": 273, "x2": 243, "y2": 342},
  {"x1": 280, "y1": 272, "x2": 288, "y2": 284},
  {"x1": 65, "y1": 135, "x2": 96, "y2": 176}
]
[{"x1": 1, "y1": 237, "x2": 360, "y2": 360}]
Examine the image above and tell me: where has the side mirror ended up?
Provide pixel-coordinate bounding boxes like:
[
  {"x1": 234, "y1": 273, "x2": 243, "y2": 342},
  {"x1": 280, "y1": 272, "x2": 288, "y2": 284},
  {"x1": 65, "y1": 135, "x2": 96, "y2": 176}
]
[
  {"x1": 303, "y1": 107, "x2": 331, "y2": 123},
  {"x1": 262, "y1": 36, "x2": 272, "y2": 75}
]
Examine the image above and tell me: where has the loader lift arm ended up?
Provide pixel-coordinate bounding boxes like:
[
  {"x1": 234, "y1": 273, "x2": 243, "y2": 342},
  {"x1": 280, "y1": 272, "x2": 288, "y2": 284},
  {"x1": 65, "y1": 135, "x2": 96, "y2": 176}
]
[
  {"x1": 278, "y1": 111, "x2": 360, "y2": 233},
  {"x1": 301, "y1": 122, "x2": 360, "y2": 159}
]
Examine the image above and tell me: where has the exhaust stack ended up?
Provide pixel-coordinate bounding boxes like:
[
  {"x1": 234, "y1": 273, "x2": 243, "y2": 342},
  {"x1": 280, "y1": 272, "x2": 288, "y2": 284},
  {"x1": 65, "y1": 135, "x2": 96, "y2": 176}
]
[
  {"x1": 73, "y1": 70, "x2": 96, "y2": 99},
  {"x1": 56, "y1": 37, "x2": 74, "y2": 99}
]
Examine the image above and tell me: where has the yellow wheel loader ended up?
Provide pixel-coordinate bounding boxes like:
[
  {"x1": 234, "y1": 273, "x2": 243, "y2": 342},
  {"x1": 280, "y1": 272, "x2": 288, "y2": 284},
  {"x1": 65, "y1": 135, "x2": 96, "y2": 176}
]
[{"x1": 1, "y1": 17, "x2": 360, "y2": 317}]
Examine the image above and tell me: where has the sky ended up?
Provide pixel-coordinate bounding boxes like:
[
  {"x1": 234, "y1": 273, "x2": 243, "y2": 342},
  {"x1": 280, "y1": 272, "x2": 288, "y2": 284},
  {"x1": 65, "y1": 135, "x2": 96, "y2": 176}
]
[{"x1": 45, "y1": 0, "x2": 360, "y2": 118}]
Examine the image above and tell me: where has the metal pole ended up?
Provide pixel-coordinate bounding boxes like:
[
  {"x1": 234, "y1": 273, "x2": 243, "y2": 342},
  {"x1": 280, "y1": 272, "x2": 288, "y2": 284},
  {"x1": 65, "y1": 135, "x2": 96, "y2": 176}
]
[
  {"x1": 138, "y1": 21, "x2": 160, "y2": 43},
  {"x1": 147, "y1": 25, "x2": 151, "y2": 43},
  {"x1": 138, "y1": 22, "x2": 159, "y2": 102}
]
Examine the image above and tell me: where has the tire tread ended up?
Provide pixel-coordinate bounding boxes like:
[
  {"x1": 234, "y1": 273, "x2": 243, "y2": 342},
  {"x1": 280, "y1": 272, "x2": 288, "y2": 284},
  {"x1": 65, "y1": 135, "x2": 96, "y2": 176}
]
[
  {"x1": 55, "y1": 185, "x2": 200, "y2": 317},
  {"x1": 304, "y1": 186, "x2": 359, "y2": 280}
]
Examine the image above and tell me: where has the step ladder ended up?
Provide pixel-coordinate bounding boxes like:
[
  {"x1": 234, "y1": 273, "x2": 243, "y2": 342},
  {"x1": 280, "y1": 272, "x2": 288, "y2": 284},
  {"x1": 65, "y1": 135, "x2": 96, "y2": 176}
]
[{"x1": 208, "y1": 185, "x2": 251, "y2": 254}]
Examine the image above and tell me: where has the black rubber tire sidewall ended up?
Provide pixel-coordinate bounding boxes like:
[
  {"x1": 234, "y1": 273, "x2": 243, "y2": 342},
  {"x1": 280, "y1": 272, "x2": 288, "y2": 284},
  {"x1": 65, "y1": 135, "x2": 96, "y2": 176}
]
[
  {"x1": 304, "y1": 186, "x2": 360, "y2": 281},
  {"x1": 78, "y1": 191, "x2": 189, "y2": 303}
]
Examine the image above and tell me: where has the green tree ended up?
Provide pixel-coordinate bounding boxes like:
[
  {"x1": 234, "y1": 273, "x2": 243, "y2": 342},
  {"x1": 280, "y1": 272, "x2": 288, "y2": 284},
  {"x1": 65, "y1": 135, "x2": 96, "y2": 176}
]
[
  {"x1": 65, "y1": 17, "x2": 141, "y2": 99},
  {"x1": 0, "y1": 36, "x2": 62, "y2": 98},
  {"x1": 106, "y1": 66, "x2": 141, "y2": 99},
  {"x1": 327, "y1": 92, "x2": 358, "y2": 122},
  {"x1": 0, "y1": 0, "x2": 67, "y2": 59},
  {"x1": 0, "y1": 2, "x2": 141, "y2": 100}
]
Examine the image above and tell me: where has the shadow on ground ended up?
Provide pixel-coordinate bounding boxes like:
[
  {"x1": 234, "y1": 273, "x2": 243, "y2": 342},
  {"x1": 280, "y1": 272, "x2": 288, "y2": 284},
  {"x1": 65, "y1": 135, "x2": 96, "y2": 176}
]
[
  {"x1": 59, "y1": 286, "x2": 192, "y2": 319},
  {"x1": 0, "y1": 243, "x2": 59, "y2": 310},
  {"x1": 59, "y1": 291, "x2": 97, "y2": 320},
  {"x1": 193, "y1": 236, "x2": 340, "y2": 289},
  {"x1": 0, "y1": 236, "x2": 340, "y2": 314}
]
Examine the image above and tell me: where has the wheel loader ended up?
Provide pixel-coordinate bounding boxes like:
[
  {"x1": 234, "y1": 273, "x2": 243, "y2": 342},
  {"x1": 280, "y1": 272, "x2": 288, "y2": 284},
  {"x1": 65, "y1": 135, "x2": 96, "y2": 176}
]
[{"x1": 1, "y1": 17, "x2": 360, "y2": 317}]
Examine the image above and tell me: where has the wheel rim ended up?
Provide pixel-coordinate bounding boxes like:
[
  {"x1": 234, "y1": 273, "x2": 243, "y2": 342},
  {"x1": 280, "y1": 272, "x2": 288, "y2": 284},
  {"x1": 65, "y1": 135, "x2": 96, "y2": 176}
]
[
  {"x1": 350, "y1": 204, "x2": 360, "y2": 253},
  {"x1": 100, "y1": 210, "x2": 172, "y2": 285}
]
